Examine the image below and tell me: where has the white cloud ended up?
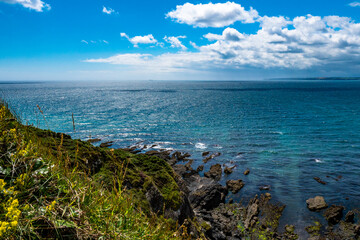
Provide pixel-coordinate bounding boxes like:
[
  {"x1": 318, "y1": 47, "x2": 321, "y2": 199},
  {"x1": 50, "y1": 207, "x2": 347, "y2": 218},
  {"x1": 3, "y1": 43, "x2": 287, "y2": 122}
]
[
  {"x1": 86, "y1": 15, "x2": 360, "y2": 75},
  {"x1": 166, "y1": 2, "x2": 259, "y2": 28},
  {"x1": 0, "y1": 0, "x2": 50, "y2": 12},
  {"x1": 349, "y1": 2, "x2": 360, "y2": 7},
  {"x1": 103, "y1": 6, "x2": 115, "y2": 15},
  {"x1": 121, "y1": 33, "x2": 157, "y2": 47},
  {"x1": 164, "y1": 36, "x2": 187, "y2": 50},
  {"x1": 81, "y1": 40, "x2": 88, "y2": 44},
  {"x1": 81, "y1": 40, "x2": 109, "y2": 45}
]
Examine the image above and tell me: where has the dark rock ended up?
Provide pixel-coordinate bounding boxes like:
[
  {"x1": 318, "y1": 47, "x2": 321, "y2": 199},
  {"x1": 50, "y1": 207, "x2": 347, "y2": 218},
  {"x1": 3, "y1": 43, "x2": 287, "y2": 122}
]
[
  {"x1": 202, "y1": 151, "x2": 210, "y2": 157},
  {"x1": 203, "y1": 152, "x2": 221, "y2": 163},
  {"x1": 306, "y1": 196, "x2": 328, "y2": 211},
  {"x1": 145, "y1": 185, "x2": 165, "y2": 214},
  {"x1": 314, "y1": 177, "x2": 327, "y2": 185},
  {"x1": 324, "y1": 205, "x2": 344, "y2": 225},
  {"x1": 87, "y1": 138, "x2": 101, "y2": 143},
  {"x1": 226, "y1": 179, "x2": 244, "y2": 194},
  {"x1": 345, "y1": 210, "x2": 355, "y2": 223},
  {"x1": 100, "y1": 141, "x2": 113, "y2": 148},
  {"x1": 196, "y1": 165, "x2": 204, "y2": 172},
  {"x1": 224, "y1": 166, "x2": 234, "y2": 175},
  {"x1": 259, "y1": 185, "x2": 271, "y2": 191},
  {"x1": 204, "y1": 164, "x2": 222, "y2": 181},
  {"x1": 184, "y1": 159, "x2": 194, "y2": 170},
  {"x1": 265, "y1": 193, "x2": 271, "y2": 199},
  {"x1": 145, "y1": 150, "x2": 171, "y2": 161},
  {"x1": 243, "y1": 169, "x2": 250, "y2": 175},
  {"x1": 189, "y1": 183, "x2": 228, "y2": 210},
  {"x1": 244, "y1": 196, "x2": 260, "y2": 229},
  {"x1": 173, "y1": 164, "x2": 187, "y2": 177}
]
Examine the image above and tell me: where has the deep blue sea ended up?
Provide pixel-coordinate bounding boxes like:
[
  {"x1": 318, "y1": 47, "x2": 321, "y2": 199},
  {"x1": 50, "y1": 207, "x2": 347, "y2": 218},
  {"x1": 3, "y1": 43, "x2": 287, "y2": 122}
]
[{"x1": 2, "y1": 80, "x2": 360, "y2": 234}]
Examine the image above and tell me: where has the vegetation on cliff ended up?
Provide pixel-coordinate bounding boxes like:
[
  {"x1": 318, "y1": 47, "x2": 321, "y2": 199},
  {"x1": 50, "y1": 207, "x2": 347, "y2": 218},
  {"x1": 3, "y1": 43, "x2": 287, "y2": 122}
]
[{"x1": 0, "y1": 101, "x2": 188, "y2": 239}]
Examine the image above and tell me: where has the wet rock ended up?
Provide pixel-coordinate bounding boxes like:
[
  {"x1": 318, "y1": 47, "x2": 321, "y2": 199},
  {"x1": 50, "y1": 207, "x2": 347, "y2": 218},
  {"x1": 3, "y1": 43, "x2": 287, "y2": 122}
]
[
  {"x1": 189, "y1": 183, "x2": 228, "y2": 210},
  {"x1": 173, "y1": 164, "x2": 187, "y2": 177},
  {"x1": 226, "y1": 179, "x2": 244, "y2": 194},
  {"x1": 87, "y1": 138, "x2": 101, "y2": 143},
  {"x1": 345, "y1": 210, "x2": 355, "y2": 223},
  {"x1": 196, "y1": 165, "x2": 204, "y2": 172},
  {"x1": 314, "y1": 177, "x2": 327, "y2": 185},
  {"x1": 285, "y1": 224, "x2": 295, "y2": 233},
  {"x1": 145, "y1": 150, "x2": 172, "y2": 161},
  {"x1": 244, "y1": 196, "x2": 259, "y2": 229},
  {"x1": 202, "y1": 151, "x2": 210, "y2": 157},
  {"x1": 203, "y1": 152, "x2": 221, "y2": 163},
  {"x1": 324, "y1": 205, "x2": 344, "y2": 225},
  {"x1": 305, "y1": 221, "x2": 322, "y2": 236},
  {"x1": 100, "y1": 141, "x2": 113, "y2": 148},
  {"x1": 259, "y1": 185, "x2": 271, "y2": 191},
  {"x1": 184, "y1": 159, "x2": 194, "y2": 170},
  {"x1": 243, "y1": 169, "x2": 250, "y2": 175},
  {"x1": 306, "y1": 196, "x2": 328, "y2": 211},
  {"x1": 265, "y1": 193, "x2": 271, "y2": 199},
  {"x1": 224, "y1": 166, "x2": 234, "y2": 175},
  {"x1": 204, "y1": 164, "x2": 222, "y2": 181}
]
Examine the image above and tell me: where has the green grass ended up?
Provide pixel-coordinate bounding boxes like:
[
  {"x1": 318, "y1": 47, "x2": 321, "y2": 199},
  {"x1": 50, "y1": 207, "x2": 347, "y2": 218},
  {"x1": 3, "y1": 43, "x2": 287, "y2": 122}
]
[{"x1": 0, "y1": 101, "x2": 190, "y2": 239}]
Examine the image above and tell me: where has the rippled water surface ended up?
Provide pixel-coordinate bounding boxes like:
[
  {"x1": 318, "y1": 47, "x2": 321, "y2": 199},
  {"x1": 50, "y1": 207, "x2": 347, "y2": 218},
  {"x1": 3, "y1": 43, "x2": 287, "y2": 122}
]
[{"x1": 2, "y1": 80, "x2": 360, "y2": 233}]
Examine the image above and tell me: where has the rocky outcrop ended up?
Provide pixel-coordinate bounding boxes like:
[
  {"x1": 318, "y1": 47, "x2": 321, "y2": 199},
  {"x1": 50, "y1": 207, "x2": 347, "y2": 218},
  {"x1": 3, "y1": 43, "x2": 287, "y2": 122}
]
[
  {"x1": 244, "y1": 196, "x2": 260, "y2": 229},
  {"x1": 226, "y1": 179, "x2": 244, "y2": 194},
  {"x1": 204, "y1": 164, "x2": 222, "y2": 181},
  {"x1": 324, "y1": 205, "x2": 344, "y2": 225},
  {"x1": 306, "y1": 196, "x2": 328, "y2": 211},
  {"x1": 224, "y1": 166, "x2": 234, "y2": 175}
]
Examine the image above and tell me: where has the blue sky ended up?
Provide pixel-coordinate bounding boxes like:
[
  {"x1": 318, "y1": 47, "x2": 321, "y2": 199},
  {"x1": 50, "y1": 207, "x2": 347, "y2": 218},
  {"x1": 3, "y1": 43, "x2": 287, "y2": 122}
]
[{"x1": 1, "y1": 0, "x2": 360, "y2": 80}]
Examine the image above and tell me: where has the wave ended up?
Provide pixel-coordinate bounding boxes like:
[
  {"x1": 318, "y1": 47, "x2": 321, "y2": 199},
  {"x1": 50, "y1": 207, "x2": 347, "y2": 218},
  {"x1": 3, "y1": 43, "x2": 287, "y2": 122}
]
[{"x1": 195, "y1": 142, "x2": 207, "y2": 149}]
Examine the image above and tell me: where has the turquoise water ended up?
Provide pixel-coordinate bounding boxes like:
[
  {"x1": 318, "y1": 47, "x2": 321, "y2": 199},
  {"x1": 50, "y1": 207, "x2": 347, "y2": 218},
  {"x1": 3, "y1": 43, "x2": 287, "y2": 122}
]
[{"x1": 2, "y1": 80, "x2": 360, "y2": 230}]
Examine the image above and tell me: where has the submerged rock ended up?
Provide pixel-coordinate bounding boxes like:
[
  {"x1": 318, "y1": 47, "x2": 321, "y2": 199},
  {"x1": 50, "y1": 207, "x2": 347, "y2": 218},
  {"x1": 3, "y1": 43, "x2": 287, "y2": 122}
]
[
  {"x1": 259, "y1": 185, "x2": 271, "y2": 191},
  {"x1": 306, "y1": 196, "x2": 328, "y2": 211},
  {"x1": 226, "y1": 179, "x2": 244, "y2": 194},
  {"x1": 314, "y1": 177, "x2": 327, "y2": 185},
  {"x1": 324, "y1": 205, "x2": 344, "y2": 225},
  {"x1": 204, "y1": 164, "x2": 222, "y2": 181},
  {"x1": 202, "y1": 151, "x2": 210, "y2": 157},
  {"x1": 203, "y1": 152, "x2": 221, "y2": 163}
]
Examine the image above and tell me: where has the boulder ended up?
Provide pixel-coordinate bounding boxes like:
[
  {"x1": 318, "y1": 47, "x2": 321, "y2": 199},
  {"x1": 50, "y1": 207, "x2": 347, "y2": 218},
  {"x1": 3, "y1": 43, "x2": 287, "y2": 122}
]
[
  {"x1": 196, "y1": 165, "x2": 204, "y2": 172},
  {"x1": 202, "y1": 151, "x2": 210, "y2": 157},
  {"x1": 345, "y1": 210, "x2": 355, "y2": 223},
  {"x1": 189, "y1": 183, "x2": 228, "y2": 210},
  {"x1": 244, "y1": 169, "x2": 250, "y2": 175},
  {"x1": 306, "y1": 196, "x2": 328, "y2": 211},
  {"x1": 224, "y1": 166, "x2": 234, "y2": 175},
  {"x1": 204, "y1": 164, "x2": 222, "y2": 181},
  {"x1": 324, "y1": 205, "x2": 344, "y2": 224},
  {"x1": 226, "y1": 180, "x2": 244, "y2": 194}
]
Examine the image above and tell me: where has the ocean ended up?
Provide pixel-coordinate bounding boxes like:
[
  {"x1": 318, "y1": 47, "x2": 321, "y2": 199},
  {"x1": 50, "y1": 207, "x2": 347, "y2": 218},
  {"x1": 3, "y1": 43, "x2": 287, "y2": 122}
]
[{"x1": 2, "y1": 80, "x2": 360, "y2": 232}]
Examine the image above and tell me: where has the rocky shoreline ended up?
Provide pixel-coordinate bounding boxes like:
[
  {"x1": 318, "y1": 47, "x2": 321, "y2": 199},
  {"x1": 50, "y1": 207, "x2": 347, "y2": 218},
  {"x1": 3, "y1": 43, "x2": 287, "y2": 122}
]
[{"x1": 121, "y1": 144, "x2": 360, "y2": 240}]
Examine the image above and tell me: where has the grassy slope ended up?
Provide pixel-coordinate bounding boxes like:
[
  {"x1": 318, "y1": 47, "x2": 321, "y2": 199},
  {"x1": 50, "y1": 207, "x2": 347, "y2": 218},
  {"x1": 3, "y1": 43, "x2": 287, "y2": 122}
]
[{"x1": 0, "y1": 102, "x2": 189, "y2": 239}]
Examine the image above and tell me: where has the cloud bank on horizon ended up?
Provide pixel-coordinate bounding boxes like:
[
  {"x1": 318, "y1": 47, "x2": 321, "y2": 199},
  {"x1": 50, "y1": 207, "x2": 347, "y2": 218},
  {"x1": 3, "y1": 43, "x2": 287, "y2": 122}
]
[{"x1": 86, "y1": 2, "x2": 360, "y2": 75}]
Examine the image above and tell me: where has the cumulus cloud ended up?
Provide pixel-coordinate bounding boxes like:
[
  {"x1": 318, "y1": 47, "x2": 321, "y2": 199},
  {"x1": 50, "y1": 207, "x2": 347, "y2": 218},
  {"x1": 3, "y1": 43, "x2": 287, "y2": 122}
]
[
  {"x1": 164, "y1": 36, "x2": 187, "y2": 50},
  {"x1": 166, "y1": 2, "x2": 259, "y2": 28},
  {"x1": 349, "y1": 2, "x2": 360, "y2": 7},
  {"x1": 87, "y1": 14, "x2": 360, "y2": 75},
  {"x1": 0, "y1": 0, "x2": 50, "y2": 11},
  {"x1": 103, "y1": 6, "x2": 115, "y2": 15},
  {"x1": 120, "y1": 33, "x2": 157, "y2": 47}
]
